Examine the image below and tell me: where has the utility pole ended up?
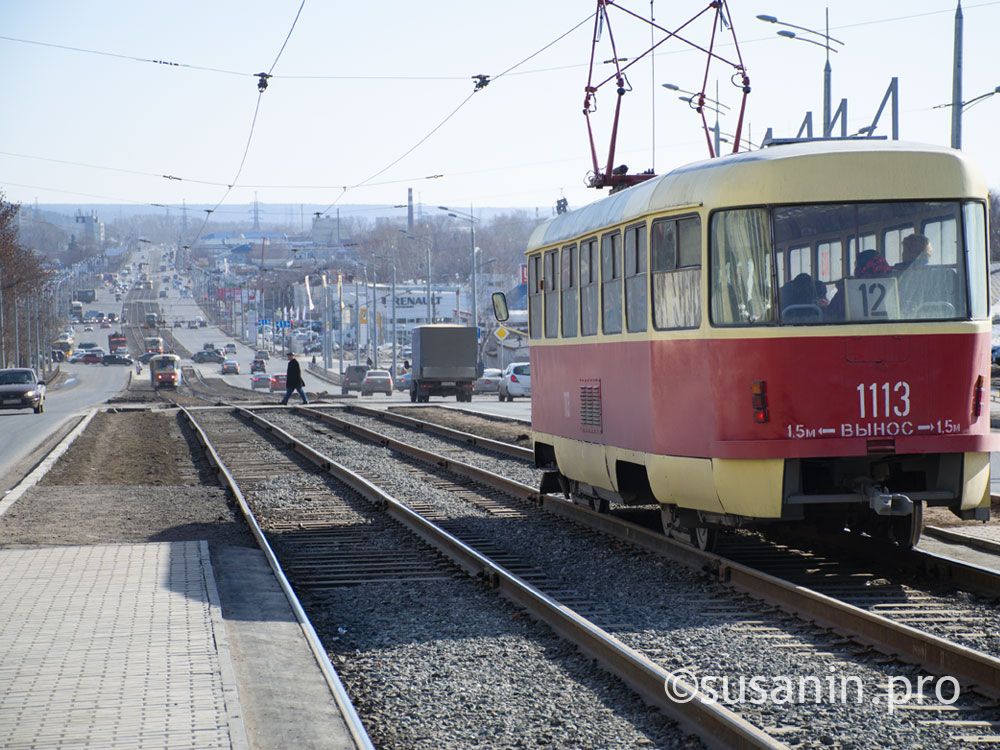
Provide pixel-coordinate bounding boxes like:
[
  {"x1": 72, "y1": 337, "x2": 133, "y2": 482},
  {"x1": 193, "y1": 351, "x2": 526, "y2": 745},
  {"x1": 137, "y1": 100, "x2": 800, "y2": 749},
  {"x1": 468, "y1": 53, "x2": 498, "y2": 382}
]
[
  {"x1": 338, "y1": 273, "x2": 344, "y2": 376},
  {"x1": 951, "y1": 1, "x2": 964, "y2": 148}
]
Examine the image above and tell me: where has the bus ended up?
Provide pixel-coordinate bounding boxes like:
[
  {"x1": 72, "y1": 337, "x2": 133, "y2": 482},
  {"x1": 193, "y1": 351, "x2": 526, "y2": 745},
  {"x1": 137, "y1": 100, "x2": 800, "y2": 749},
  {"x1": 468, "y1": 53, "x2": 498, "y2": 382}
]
[{"x1": 513, "y1": 139, "x2": 996, "y2": 551}]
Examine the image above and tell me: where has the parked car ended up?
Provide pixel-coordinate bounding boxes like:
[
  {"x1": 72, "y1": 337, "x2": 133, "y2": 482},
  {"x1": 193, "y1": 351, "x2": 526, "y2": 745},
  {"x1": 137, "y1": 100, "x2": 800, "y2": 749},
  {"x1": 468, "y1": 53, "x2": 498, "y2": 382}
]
[
  {"x1": 360, "y1": 369, "x2": 393, "y2": 396},
  {"x1": 224, "y1": 343, "x2": 238, "y2": 354},
  {"x1": 340, "y1": 364, "x2": 369, "y2": 395},
  {"x1": 250, "y1": 373, "x2": 270, "y2": 390},
  {"x1": 0, "y1": 368, "x2": 45, "y2": 413},
  {"x1": 173, "y1": 319, "x2": 183, "y2": 328},
  {"x1": 102, "y1": 353, "x2": 133, "y2": 366},
  {"x1": 137, "y1": 351, "x2": 158, "y2": 364},
  {"x1": 474, "y1": 367, "x2": 503, "y2": 394},
  {"x1": 221, "y1": 359, "x2": 240, "y2": 375},
  {"x1": 187, "y1": 320, "x2": 199, "y2": 329},
  {"x1": 250, "y1": 358, "x2": 266, "y2": 374},
  {"x1": 192, "y1": 350, "x2": 225, "y2": 364},
  {"x1": 256, "y1": 350, "x2": 270, "y2": 360},
  {"x1": 498, "y1": 362, "x2": 531, "y2": 401},
  {"x1": 269, "y1": 373, "x2": 287, "y2": 392}
]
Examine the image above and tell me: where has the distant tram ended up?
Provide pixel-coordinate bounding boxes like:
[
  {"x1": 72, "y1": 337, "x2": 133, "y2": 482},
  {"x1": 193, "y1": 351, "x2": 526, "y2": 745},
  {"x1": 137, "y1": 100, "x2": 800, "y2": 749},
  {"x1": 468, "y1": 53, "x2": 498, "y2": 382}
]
[
  {"x1": 149, "y1": 354, "x2": 181, "y2": 389},
  {"x1": 145, "y1": 312, "x2": 159, "y2": 328},
  {"x1": 143, "y1": 336, "x2": 164, "y2": 354},
  {"x1": 518, "y1": 140, "x2": 997, "y2": 550}
]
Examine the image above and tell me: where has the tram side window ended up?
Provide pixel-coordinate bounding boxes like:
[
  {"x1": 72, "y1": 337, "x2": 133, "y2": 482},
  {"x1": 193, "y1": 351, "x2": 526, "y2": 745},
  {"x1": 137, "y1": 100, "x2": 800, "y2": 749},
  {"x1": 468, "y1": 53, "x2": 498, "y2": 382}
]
[
  {"x1": 561, "y1": 244, "x2": 578, "y2": 337},
  {"x1": 710, "y1": 209, "x2": 774, "y2": 326},
  {"x1": 817, "y1": 241, "x2": 843, "y2": 282},
  {"x1": 624, "y1": 224, "x2": 648, "y2": 332},
  {"x1": 528, "y1": 254, "x2": 542, "y2": 339},
  {"x1": 651, "y1": 216, "x2": 702, "y2": 330},
  {"x1": 580, "y1": 239, "x2": 599, "y2": 336},
  {"x1": 601, "y1": 232, "x2": 623, "y2": 334},
  {"x1": 544, "y1": 249, "x2": 559, "y2": 338},
  {"x1": 964, "y1": 201, "x2": 988, "y2": 319}
]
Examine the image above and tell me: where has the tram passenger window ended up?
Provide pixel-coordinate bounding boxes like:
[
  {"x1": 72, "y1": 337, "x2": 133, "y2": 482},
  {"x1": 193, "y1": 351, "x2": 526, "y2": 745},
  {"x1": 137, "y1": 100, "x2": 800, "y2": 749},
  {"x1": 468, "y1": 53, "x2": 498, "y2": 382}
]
[
  {"x1": 847, "y1": 234, "x2": 876, "y2": 274},
  {"x1": 544, "y1": 250, "x2": 559, "y2": 338},
  {"x1": 652, "y1": 216, "x2": 702, "y2": 330},
  {"x1": 601, "y1": 232, "x2": 622, "y2": 334},
  {"x1": 789, "y1": 245, "x2": 811, "y2": 277},
  {"x1": 817, "y1": 241, "x2": 843, "y2": 282},
  {"x1": 528, "y1": 254, "x2": 542, "y2": 339},
  {"x1": 624, "y1": 224, "x2": 647, "y2": 332},
  {"x1": 710, "y1": 209, "x2": 774, "y2": 326},
  {"x1": 580, "y1": 239, "x2": 599, "y2": 336},
  {"x1": 882, "y1": 225, "x2": 913, "y2": 266},
  {"x1": 922, "y1": 218, "x2": 958, "y2": 265},
  {"x1": 561, "y1": 245, "x2": 578, "y2": 337}
]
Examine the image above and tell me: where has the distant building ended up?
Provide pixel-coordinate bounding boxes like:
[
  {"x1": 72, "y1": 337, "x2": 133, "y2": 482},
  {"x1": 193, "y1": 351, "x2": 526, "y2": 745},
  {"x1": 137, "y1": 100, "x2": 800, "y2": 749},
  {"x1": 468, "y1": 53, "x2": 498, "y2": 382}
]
[{"x1": 74, "y1": 209, "x2": 104, "y2": 245}]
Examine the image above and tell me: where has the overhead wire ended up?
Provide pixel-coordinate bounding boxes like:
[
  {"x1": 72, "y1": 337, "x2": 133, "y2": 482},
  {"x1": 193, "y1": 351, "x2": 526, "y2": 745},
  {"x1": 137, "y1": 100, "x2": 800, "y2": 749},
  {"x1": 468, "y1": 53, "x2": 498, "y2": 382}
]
[
  {"x1": 318, "y1": 10, "x2": 596, "y2": 216},
  {"x1": 186, "y1": 0, "x2": 307, "y2": 248}
]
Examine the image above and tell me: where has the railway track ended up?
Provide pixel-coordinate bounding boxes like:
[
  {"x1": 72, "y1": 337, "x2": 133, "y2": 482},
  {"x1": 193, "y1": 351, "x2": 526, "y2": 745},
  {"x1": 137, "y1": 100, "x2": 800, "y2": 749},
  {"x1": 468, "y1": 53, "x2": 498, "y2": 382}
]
[
  {"x1": 320, "y1": 403, "x2": 1000, "y2": 637},
  {"x1": 183, "y1": 405, "x2": 771, "y2": 749},
  {"x1": 260, "y1": 403, "x2": 1000, "y2": 746}
]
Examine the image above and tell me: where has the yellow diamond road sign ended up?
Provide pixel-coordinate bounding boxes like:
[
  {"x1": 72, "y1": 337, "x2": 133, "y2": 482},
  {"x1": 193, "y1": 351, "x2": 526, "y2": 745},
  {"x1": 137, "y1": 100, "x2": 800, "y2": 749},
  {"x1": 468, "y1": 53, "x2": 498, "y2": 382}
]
[{"x1": 494, "y1": 326, "x2": 509, "y2": 341}]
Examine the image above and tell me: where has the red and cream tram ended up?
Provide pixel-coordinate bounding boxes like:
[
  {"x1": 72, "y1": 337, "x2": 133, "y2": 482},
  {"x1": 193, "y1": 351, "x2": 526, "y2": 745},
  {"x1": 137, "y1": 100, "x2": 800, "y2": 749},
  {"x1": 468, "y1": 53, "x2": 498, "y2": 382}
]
[
  {"x1": 517, "y1": 140, "x2": 996, "y2": 550},
  {"x1": 149, "y1": 354, "x2": 181, "y2": 389}
]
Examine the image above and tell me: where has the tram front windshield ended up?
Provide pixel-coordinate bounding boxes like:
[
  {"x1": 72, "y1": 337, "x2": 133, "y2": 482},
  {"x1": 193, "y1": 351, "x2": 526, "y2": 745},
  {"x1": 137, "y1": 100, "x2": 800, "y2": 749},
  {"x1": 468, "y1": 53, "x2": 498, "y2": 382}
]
[{"x1": 710, "y1": 201, "x2": 989, "y2": 326}]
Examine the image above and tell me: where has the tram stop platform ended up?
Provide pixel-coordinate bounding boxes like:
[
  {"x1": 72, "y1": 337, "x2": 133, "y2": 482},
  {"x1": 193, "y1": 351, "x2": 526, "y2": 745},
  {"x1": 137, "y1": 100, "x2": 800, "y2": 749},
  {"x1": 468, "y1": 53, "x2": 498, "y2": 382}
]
[{"x1": 0, "y1": 541, "x2": 359, "y2": 749}]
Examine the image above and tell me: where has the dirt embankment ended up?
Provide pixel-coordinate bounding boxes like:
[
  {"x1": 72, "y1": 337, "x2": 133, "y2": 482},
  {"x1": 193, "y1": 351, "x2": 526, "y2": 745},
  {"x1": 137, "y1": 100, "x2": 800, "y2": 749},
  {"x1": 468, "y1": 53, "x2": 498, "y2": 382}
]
[{"x1": 389, "y1": 406, "x2": 531, "y2": 446}]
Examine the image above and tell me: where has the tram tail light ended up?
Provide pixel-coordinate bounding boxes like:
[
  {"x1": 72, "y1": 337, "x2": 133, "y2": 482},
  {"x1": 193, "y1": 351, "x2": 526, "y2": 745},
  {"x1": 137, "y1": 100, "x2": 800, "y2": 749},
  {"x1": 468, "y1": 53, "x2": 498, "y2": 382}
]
[
  {"x1": 751, "y1": 380, "x2": 769, "y2": 424},
  {"x1": 973, "y1": 375, "x2": 984, "y2": 418}
]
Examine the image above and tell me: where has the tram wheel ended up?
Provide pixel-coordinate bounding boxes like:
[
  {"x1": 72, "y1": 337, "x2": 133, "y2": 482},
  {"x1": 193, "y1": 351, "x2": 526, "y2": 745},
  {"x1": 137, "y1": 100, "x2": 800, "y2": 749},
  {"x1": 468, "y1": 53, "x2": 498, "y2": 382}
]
[
  {"x1": 690, "y1": 526, "x2": 719, "y2": 553},
  {"x1": 890, "y1": 501, "x2": 923, "y2": 549}
]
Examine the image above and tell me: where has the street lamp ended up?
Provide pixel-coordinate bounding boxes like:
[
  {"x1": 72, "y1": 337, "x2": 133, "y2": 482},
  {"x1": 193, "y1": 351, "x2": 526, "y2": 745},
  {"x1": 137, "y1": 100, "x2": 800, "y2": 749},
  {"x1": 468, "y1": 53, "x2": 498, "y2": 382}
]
[
  {"x1": 758, "y1": 9, "x2": 845, "y2": 138},
  {"x1": 664, "y1": 81, "x2": 730, "y2": 157},
  {"x1": 437, "y1": 206, "x2": 479, "y2": 329},
  {"x1": 399, "y1": 230, "x2": 434, "y2": 323}
]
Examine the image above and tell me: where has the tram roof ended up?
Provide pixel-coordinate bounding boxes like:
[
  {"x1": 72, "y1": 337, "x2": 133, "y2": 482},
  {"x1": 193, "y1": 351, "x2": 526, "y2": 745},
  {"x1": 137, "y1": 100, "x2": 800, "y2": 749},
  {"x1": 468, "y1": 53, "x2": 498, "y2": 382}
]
[{"x1": 527, "y1": 140, "x2": 985, "y2": 251}]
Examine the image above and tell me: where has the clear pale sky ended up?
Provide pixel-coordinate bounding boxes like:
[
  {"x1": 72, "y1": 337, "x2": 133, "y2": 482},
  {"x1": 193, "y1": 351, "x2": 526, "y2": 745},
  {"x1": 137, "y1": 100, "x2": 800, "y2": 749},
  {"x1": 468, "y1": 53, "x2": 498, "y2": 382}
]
[{"x1": 2, "y1": 1, "x2": 999, "y2": 217}]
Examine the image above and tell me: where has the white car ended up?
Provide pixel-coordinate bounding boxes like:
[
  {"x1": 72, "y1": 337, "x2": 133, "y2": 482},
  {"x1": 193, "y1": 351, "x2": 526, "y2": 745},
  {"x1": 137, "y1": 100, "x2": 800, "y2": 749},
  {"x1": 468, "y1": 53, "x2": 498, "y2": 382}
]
[{"x1": 498, "y1": 362, "x2": 531, "y2": 401}]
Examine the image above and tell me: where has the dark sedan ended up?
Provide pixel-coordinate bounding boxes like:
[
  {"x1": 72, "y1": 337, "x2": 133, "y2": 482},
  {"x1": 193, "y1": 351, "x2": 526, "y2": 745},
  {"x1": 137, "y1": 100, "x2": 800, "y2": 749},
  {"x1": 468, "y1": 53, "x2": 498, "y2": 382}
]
[
  {"x1": 192, "y1": 350, "x2": 225, "y2": 364},
  {"x1": 0, "y1": 368, "x2": 46, "y2": 413},
  {"x1": 102, "y1": 353, "x2": 134, "y2": 366}
]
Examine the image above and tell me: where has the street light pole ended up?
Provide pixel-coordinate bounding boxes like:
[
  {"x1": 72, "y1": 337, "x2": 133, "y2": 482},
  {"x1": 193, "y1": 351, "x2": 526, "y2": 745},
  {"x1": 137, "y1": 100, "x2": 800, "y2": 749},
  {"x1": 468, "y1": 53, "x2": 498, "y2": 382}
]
[
  {"x1": 759, "y1": 10, "x2": 844, "y2": 138},
  {"x1": 438, "y1": 206, "x2": 479, "y2": 329},
  {"x1": 952, "y1": 0, "x2": 964, "y2": 148}
]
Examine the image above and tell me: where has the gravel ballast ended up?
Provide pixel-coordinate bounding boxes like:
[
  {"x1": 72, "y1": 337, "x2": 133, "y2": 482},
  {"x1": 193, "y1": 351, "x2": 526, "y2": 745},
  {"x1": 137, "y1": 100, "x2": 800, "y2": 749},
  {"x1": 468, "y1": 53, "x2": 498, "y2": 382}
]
[
  {"x1": 263, "y1": 409, "x2": 1000, "y2": 749},
  {"x1": 191, "y1": 409, "x2": 702, "y2": 750}
]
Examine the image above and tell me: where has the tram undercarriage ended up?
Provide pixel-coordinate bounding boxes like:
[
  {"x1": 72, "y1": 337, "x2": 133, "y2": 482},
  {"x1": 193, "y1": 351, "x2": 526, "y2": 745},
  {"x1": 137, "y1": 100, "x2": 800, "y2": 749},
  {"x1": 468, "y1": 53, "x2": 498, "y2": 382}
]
[{"x1": 541, "y1": 450, "x2": 988, "y2": 553}]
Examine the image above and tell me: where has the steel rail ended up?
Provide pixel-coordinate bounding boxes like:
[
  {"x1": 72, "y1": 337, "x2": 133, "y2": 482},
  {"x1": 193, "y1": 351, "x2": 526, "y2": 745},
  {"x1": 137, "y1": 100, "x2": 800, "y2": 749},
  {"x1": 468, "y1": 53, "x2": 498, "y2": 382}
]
[
  {"x1": 231, "y1": 405, "x2": 785, "y2": 750},
  {"x1": 289, "y1": 405, "x2": 1000, "y2": 698},
  {"x1": 339, "y1": 402, "x2": 533, "y2": 460},
  {"x1": 180, "y1": 406, "x2": 375, "y2": 750}
]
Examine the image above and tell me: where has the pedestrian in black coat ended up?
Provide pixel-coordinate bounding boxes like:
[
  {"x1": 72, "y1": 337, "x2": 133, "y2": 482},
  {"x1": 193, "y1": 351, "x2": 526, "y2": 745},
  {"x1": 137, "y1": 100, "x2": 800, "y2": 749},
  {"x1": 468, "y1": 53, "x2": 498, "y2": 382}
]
[{"x1": 281, "y1": 352, "x2": 308, "y2": 404}]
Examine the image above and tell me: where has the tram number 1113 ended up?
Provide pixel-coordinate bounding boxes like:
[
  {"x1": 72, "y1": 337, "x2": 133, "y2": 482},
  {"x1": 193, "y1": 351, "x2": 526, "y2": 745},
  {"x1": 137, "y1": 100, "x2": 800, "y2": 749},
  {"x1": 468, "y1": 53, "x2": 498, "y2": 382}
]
[{"x1": 856, "y1": 382, "x2": 910, "y2": 419}]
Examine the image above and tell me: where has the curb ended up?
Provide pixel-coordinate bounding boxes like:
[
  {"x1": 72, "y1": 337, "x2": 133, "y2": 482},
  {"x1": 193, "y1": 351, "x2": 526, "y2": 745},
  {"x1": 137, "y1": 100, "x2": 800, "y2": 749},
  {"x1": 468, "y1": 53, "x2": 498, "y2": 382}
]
[{"x1": 924, "y1": 525, "x2": 1000, "y2": 555}]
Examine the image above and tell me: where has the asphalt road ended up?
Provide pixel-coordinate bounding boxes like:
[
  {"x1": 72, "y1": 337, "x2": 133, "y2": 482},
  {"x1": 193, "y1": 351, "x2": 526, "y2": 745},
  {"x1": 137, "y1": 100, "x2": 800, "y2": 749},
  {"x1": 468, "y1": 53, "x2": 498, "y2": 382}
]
[{"x1": 0, "y1": 362, "x2": 130, "y2": 486}]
